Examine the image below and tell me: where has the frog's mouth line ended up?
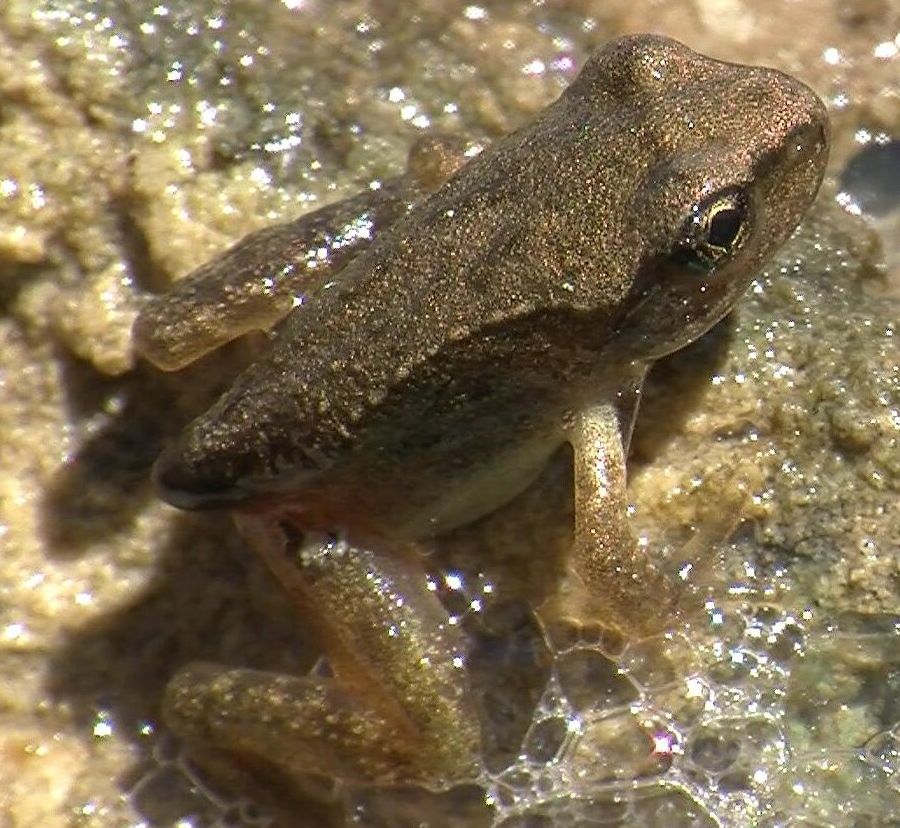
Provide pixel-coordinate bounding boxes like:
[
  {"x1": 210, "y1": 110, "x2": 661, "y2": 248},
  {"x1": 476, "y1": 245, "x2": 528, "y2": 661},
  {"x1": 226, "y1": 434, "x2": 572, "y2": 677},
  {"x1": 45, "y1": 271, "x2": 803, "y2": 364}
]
[{"x1": 614, "y1": 115, "x2": 827, "y2": 365}]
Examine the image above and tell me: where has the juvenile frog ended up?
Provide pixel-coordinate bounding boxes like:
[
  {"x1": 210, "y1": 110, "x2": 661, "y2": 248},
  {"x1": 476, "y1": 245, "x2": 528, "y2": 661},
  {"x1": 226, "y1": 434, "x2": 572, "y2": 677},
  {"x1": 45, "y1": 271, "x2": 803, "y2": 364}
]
[{"x1": 136, "y1": 35, "x2": 828, "y2": 791}]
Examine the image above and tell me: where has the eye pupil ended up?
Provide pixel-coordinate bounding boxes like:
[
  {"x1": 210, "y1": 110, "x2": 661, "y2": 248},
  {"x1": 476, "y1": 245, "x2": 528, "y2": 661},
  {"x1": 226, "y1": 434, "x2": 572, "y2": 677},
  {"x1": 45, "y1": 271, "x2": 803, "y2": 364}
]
[
  {"x1": 668, "y1": 186, "x2": 751, "y2": 274},
  {"x1": 708, "y1": 207, "x2": 744, "y2": 248}
]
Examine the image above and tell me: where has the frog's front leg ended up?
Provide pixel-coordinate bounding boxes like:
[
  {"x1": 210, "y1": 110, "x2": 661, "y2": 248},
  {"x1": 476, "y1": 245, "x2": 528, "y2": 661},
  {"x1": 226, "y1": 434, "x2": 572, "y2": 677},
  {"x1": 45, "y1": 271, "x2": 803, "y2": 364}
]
[
  {"x1": 134, "y1": 135, "x2": 470, "y2": 371},
  {"x1": 164, "y1": 517, "x2": 481, "y2": 787},
  {"x1": 548, "y1": 401, "x2": 679, "y2": 636}
]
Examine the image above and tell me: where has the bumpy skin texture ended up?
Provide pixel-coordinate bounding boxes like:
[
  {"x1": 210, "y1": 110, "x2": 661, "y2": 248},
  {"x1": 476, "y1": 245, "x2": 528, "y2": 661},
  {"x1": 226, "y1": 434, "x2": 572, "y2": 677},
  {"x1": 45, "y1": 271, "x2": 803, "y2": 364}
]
[{"x1": 136, "y1": 35, "x2": 829, "y2": 793}]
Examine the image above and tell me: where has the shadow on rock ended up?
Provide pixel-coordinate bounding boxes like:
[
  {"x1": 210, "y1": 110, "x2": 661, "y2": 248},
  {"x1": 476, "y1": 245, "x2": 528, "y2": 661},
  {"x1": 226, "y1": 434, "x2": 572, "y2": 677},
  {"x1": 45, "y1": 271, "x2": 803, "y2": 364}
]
[
  {"x1": 634, "y1": 312, "x2": 737, "y2": 464},
  {"x1": 45, "y1": 510, "x2": 315, "y2": 737},
  {"x1": 41, "y1": 342, "x2": 256, "y2": 559}
]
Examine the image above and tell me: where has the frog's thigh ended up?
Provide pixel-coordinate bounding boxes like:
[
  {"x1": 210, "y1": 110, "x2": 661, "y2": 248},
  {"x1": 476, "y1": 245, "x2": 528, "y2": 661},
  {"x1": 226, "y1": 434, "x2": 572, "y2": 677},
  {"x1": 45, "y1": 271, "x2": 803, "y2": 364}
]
[
  {"x1": 561, "y1": 403, "x2": 677, "y2": 634},
  {"x1": 163, "y1": 663, "x2": 418, "y2": 784},
  {"x1": 234, "y1": 517, "x2": 482, "y2": 782}
]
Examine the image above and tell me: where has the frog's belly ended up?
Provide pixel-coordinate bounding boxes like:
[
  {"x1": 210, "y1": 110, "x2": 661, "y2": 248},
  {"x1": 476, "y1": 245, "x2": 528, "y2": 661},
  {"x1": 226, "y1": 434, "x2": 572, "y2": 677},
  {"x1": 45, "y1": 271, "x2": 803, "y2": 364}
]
[
  {"x1": 276, "y1": 425, "x2": 565, "y2": 543},
  {"x1": 396, "y1": 428, "x2": 564, "y2": 539}
]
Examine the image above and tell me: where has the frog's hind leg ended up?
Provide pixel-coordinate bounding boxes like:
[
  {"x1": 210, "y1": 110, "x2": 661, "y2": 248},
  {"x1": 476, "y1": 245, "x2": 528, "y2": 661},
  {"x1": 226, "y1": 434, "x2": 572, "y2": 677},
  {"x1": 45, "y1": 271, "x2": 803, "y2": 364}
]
[
  {"x1": 175, "y1": 513, "x2": 482, "y2": 786},
  {"x1": 163, "y1": 662, "x2": 415, "y2": 786},
  {"x1": 543, "y1": 402, "x2": 679, "y2": 636}
]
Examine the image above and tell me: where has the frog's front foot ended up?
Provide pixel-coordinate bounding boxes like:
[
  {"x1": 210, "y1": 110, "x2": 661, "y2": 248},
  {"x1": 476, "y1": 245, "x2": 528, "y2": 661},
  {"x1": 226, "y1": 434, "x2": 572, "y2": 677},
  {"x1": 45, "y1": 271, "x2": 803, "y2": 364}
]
[
  {"x1": 540, "y1": 403, "x2": 682, "y2": 638},
  {"x1": 541, "y1": 539, "x2": 679, "y2": 639},
  {"x1": 163, "y1": 519, "x2": 481, "y2": 790}
]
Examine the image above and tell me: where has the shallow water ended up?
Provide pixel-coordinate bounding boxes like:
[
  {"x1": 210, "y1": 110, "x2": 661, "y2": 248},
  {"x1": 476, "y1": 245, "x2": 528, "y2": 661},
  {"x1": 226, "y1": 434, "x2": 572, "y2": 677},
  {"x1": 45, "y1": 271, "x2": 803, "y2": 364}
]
[{"x1": 0, "y1": 1, "x2": 896, "y2": 825}]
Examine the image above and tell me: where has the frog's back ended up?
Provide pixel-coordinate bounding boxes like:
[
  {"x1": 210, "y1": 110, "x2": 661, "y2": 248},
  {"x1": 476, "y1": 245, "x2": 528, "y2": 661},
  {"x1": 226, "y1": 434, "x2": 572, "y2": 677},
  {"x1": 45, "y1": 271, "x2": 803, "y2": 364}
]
[{"x1": 153, "y1": 34, "x2": 828, "y2": 511}]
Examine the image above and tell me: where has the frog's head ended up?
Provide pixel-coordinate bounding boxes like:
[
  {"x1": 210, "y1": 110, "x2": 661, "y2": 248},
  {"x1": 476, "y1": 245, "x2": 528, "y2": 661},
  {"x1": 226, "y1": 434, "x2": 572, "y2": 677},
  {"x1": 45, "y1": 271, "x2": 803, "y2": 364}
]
[{"x1": 567, "y1": 35, "x2": 829, "y2": 361}]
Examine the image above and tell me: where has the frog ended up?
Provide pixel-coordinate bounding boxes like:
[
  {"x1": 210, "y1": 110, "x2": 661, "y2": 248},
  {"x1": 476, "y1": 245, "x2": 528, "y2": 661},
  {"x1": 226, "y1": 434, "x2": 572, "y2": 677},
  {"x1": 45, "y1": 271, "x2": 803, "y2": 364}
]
[{"x1": 135, "y1": 34, "x2": 829, "y2": 796}]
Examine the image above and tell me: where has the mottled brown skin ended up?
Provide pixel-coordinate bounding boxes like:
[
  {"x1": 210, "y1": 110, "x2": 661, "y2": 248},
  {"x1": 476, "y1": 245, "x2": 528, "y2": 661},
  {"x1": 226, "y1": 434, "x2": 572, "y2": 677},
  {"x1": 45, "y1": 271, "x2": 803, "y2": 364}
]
[{"x1": 135, "y1": 36, "x2": 829, "y2": 791}]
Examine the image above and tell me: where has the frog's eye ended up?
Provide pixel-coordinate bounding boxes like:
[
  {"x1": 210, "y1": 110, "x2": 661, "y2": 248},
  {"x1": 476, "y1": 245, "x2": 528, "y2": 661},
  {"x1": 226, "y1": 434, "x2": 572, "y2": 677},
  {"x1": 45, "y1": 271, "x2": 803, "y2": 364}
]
[{"x1": 671, "y1": 187, "x2": 751, "y2": 272}]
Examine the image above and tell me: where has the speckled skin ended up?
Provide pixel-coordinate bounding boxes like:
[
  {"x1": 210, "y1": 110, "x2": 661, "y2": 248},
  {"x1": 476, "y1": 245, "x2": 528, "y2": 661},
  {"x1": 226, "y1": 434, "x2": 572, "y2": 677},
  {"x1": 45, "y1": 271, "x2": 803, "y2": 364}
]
[
  {"x1": 133, "y1": 135, "x2": 470, "y2": 370},
  {"x1": 136, "y1": 35, "x2": 828, "y2": 790},
  {"x1": 150, "y1": 38, "x2": 826, "y2": 527}
]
